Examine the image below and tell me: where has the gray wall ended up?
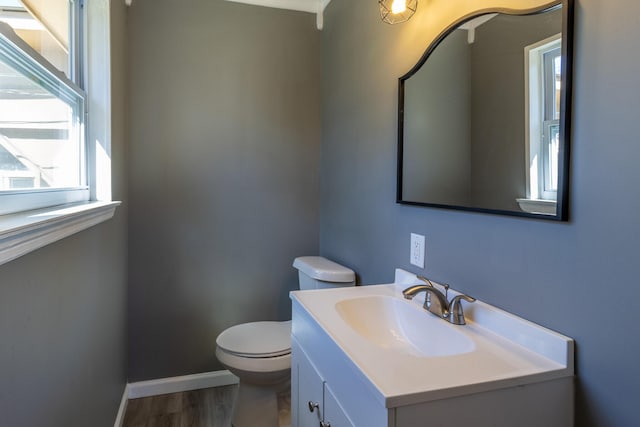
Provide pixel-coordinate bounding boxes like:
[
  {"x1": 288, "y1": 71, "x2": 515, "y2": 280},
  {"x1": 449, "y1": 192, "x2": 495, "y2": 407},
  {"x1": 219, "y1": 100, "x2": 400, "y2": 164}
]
[
  {"x1": 320, "y1": 0, "x2": 640, "y2": 426},
  {"x1": 0, "y1": 2, "x2": 128, "y2": 426},
  {"x1": 127, "y1": 0, "x2": 321, "y2": 380}
]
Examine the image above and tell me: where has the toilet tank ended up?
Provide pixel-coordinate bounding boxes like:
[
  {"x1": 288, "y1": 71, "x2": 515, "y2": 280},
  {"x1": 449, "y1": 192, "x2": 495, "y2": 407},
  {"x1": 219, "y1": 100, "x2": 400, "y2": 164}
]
[{"x1": 293, "y1": 256, "x2": 356, "y2": 290}]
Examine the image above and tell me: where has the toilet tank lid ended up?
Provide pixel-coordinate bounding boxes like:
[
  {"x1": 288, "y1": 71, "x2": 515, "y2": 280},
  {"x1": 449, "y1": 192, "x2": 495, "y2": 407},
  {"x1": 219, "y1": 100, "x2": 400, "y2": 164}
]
[{"x1": 293, "y1": 256, "x2": 355, "y2": 283}]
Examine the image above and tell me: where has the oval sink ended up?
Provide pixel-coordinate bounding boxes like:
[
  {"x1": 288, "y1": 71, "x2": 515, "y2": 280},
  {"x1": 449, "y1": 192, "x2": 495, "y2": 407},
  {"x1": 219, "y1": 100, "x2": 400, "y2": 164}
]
[{"x1": 335, "y1": 295, "x2": 475, "y2": 357}]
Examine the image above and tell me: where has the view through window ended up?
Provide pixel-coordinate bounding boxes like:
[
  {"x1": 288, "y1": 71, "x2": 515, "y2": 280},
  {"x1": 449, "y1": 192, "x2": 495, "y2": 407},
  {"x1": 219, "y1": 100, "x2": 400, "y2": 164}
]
[{"x1": 0, "y1": 0, "x2": 85, "y2": 195}]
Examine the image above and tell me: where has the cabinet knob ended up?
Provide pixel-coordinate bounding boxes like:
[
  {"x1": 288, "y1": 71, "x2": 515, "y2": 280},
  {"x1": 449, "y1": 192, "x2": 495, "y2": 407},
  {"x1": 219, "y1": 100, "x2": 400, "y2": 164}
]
[
  {"x1": 320, "y1": 422, "x2": 331, "y2": 427},
  {"x1": 308, "y1": 401, "x2": 320, "y2": 413}
]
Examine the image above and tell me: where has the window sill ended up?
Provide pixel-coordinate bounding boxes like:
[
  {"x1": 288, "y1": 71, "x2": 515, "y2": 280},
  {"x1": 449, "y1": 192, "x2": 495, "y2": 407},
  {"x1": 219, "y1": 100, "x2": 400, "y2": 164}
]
[
  {"x1": 516, "y1": 198, "x2": 556, "y2": 215},
  {"x1": 0, "y1": 201, "x2": 120, "y2": 267}
]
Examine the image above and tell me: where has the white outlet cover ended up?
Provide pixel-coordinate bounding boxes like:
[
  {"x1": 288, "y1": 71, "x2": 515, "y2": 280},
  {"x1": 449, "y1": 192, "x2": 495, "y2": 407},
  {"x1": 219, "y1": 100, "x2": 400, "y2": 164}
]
[{"x1": 410, "y1": 233, "x2": 425, "y2": 268}]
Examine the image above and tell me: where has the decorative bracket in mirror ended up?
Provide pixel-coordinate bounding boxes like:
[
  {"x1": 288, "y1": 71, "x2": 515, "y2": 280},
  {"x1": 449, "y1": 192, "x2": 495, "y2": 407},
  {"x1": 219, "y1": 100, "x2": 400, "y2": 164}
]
[{"x1": 397, "y1": 0, "x2": 574, "y2": 220}]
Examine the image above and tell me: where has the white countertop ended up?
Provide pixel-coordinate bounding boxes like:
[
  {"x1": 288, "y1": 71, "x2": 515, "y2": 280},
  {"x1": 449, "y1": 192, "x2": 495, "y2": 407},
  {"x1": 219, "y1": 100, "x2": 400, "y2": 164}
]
[{"x1": 290, "y1": 269, "x2": 574, "y2": 408}]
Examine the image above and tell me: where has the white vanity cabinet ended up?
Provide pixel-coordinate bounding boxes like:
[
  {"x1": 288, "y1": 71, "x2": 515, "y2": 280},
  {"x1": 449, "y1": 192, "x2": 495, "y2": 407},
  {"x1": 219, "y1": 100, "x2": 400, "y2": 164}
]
[
  {"x1": 290, "y1": 302, "x2": 395, "y2": 427},
  {"x1": 292, "y1": 336, "x2": 354, "y2": 427},
  {"x1": 290, "y1": 274, "x2": 575, "y2": 427}
]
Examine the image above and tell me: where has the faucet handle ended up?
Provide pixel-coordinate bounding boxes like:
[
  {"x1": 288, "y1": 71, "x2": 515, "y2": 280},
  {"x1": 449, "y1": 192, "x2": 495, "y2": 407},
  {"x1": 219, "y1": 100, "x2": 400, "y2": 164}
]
[
  {"x1": 417, "y1": 275, "x2": 449, "y2": 299},
  {"x1": 448, "y1": 294, "x2": 476, "y2": 325}
]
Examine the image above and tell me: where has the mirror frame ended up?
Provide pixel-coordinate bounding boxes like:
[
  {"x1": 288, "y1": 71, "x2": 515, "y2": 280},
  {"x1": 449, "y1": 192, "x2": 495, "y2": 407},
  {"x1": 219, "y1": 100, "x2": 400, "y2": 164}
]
[{"x1": 396, "y1": 0, "x2": 574, "y2": 221}]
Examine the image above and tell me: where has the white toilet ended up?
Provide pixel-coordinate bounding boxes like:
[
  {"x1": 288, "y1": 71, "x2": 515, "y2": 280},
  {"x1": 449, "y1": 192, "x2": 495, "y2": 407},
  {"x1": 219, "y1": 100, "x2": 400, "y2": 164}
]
[{"x1": 215, "y1": 256, "x2": 356, "y2": 427}]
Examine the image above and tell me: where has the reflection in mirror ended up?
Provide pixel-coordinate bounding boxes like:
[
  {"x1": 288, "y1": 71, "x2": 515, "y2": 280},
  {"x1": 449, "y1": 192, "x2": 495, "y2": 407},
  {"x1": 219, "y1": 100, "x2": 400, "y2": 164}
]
[{"x1": 398, "y1": 1, "x2": 572, "y2": 220}]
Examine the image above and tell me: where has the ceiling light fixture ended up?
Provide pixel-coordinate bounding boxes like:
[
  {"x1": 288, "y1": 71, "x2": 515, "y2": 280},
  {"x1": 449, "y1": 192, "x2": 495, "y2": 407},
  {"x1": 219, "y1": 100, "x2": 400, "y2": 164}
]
[{"x1": 379, "y1": 0, "x2": 417, "y2": 24}]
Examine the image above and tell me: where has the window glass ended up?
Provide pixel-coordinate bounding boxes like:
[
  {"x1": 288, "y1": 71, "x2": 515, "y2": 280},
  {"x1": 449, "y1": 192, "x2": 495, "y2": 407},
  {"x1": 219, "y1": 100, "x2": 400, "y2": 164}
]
[
  {"x1": 545, "y1": 123, "x2": 559, "y2": 193},
  {"x1": 543, "y1": 47, "x2": 561, "y2": 121},
  {"x1": 0, "y1": 0, "x2": 70, "y2": 77},
  {"x1": 0, "y1": 56, "x2": 84, "y2": 191},
  {"x1": 553, "y1": 55, "x2": 561, "y2": 120},
  {"x1": 0, "y1": 0, "x2": 86, "y2": 211}
]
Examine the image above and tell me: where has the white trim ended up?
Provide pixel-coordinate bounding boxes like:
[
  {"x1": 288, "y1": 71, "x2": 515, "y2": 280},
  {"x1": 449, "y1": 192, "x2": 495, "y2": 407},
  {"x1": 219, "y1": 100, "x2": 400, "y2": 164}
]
[
  {"x1": 225, "y1": 0, "x2": 319, "y2": 13},
  {"x1": 85, "y1": 0, "x2": 112, "y2": 202},
  {"x1": 223, "y1": 0, "x2": 332, "y2": 29},
  {"x1": 113, "y1": 384, "x2": 129, "y2": 427},
  {"x1": 0, "y1": 201, "x2": 120, "y2": 266},
  {"x1": 516, "y1": 198, "x2": 556, "y2": 215},
  {"x1": 0, "y1": 189, "x2": 90, "y2": 216},
  {"x1": 459, "y1": 13, "x2": 498, "y2": 44},
  {"x1": 127, "y1": 370, "x2": 239, "y2": 400}
]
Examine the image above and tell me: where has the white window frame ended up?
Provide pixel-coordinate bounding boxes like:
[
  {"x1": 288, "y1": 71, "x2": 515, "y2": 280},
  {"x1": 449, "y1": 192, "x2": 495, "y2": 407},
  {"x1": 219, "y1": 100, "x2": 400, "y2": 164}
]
[
  {"x1": 519, "y1": 33, "x2": 561, "y2": 215},
  {"x1": 0, "y1": 29, "x2": 89, "y2": 214},
  {"x1": 542, "y1": 118, "x2": 559, "y2": 197},
  {"x1": 0, "y1": 0, "x2": 119, "y2": 266}
]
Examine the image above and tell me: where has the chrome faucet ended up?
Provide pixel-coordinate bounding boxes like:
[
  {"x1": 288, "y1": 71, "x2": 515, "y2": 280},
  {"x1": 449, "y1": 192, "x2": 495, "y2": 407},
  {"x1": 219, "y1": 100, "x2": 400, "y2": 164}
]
[{"x1": 402, "y1": 276, "x2": 476, "y2": 325}]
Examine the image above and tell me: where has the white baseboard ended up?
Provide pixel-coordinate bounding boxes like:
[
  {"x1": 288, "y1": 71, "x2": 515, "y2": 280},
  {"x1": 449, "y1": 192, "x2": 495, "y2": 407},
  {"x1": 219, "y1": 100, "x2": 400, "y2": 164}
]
[
  {"x1": 113, "y1": 384, "x2": 129, "y2": 427},
  {"x1": 127, "y1": 370, "x2": 239, "y2": 399}
]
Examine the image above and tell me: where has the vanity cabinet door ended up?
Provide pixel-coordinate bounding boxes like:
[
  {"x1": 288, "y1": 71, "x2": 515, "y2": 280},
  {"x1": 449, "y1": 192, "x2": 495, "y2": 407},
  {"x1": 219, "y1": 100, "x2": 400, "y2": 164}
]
[
  {"x1": 323, "y1": 383, "x2": 354, "y2": 427},
  {"x1": 292, "y1": 335, "x2": 356, "y2": 427},
  {"x1": 293, "y1": 342, "x2": 324, "y2": 427}
]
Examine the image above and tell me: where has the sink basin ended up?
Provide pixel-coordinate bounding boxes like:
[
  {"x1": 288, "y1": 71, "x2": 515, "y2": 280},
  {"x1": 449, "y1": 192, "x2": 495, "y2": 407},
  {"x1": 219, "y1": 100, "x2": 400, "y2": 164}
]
[{"x1": 335, "y1": 295, "x2": 475, "y2": 357}]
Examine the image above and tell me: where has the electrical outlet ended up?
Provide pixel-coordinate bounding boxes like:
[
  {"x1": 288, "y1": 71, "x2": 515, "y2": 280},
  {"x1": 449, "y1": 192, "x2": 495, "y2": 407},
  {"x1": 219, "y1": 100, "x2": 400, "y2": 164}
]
[{"x1": 410, "y1": 233, "x2": 425, "y2": 268}]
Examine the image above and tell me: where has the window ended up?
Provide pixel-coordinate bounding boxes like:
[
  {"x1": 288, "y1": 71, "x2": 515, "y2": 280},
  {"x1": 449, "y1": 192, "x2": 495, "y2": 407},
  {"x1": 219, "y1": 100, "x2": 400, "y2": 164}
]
[
  {"x1": 523, "y1": 34, "x2": 562, "y2": 212},
  {"x1": 0, "y1": 0, "x2": 87, "y2": 215},
  {"x1": 0, "y1": 0, "x2": 118, "y2": 266},
  {"x1": 541, "y1": 47, "x2": 561, "y2": 199}
]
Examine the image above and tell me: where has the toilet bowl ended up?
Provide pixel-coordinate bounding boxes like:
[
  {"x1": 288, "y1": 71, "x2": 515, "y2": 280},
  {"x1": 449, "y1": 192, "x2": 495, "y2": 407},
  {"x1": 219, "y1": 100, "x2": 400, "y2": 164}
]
[
  {"x1": 215, "y1": 256, "x2": 355, "y2": 427},
  {"x1": 216, "y1": 321, "x2": 292, "y2": 427}
]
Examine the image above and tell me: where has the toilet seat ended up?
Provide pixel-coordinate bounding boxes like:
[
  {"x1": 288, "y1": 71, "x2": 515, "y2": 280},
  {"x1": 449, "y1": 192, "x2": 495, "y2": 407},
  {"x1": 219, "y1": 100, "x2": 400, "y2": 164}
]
[
  {"x1": 216, "y1": 320, "x2": 291, "y2": 358},
  {"x1": 216, "y1": 347, "x2": 291, "y2": 374}
]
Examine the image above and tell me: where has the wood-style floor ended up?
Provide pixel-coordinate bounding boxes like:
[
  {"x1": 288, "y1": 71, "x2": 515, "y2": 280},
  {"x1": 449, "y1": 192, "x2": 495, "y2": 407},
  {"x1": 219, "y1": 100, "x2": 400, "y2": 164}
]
[{"x1": 122, "y1": 385, "x2": 291, "y2": 427}]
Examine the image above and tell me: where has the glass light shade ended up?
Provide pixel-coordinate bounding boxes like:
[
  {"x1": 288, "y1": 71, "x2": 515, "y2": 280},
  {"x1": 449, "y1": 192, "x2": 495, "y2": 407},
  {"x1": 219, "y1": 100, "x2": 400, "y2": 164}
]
[{"x1": 379, "y1": 0, "x2": 418, "y2": 24}]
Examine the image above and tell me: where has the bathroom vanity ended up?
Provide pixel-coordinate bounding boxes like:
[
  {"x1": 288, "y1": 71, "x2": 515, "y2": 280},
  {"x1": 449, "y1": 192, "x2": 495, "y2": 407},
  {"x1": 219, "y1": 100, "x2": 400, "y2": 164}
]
[{"x1": 290, "y1": 269, "x2": 574, "y2": 427}]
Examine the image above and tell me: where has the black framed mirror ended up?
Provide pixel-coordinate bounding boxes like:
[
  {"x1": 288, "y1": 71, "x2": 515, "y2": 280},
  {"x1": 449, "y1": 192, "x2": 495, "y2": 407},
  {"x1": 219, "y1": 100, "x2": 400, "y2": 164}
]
[{"x1": 397, "y1": 0, "x2": 573, "y2": 220}]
